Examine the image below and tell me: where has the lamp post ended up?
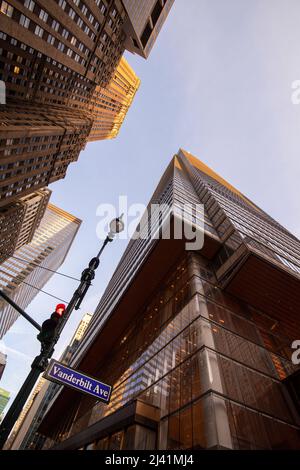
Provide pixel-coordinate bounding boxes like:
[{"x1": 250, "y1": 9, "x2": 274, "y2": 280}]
[{"x1": 0, "y1": 215, "x2": 124, "y2": 449}]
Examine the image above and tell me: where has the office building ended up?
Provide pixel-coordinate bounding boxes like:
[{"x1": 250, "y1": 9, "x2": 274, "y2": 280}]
[
  {"x1": 0, "y1": 102, "x2": 91, "y2": 205},
  {"x1": 0, "y1": 203, "x2": 81, "y2": 338},
  {"x1": 0, "y1": 188, "x2": 51, "y2": 262},
  {"x1": 122, "y1": 0, "x2": 175, "y2": 58},
  {"x1": 35, "y1": 149, "x2": 300, "y2": 450}
]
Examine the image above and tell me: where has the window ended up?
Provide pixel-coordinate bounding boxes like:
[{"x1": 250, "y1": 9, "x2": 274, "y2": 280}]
[
  {"x1": 0, "y1": 1, "x2": 13, "y2": 17},
  {"x1": 57, "y1": 41, "x2": 64, "y2": 51},
  {"x1": 19, "y1": 14, "x2": 30, "y2": 28},
  {"x1": 66, "y1": 48, "x2": 72, "y2": 57},
  {"x1": 34, "y1": 25, "x2": 44, "y2": 37},
  {"x1": 24, "y1": 0, "x2": 35, "y2": 11},
  {"x1": 39, "y1": 9, "x2": 48, "y2": 22},
  {"x1": 77, "y1": 17, "x2": 83, "y2": 27},
  {"x1": 81, "y1": 4, "x2": 87, "y2": 15},
  {"x1": 70, "y1": 36, "x2": 76, "y2": 45},
  {"x1": 73, "y1": 0, "x2": 79, "y2": 5}
]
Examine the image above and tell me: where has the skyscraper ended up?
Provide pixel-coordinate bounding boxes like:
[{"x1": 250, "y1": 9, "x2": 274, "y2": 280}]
[
  {"x1": 0, "y1": 188, "x2": 51, "y2": 262},
  {"x1": 36, "y1": 149, "x2": 300, "y2": 450},
  {"x1": 0, "y1": 56, "x2": 139, "y2": 204},
  {"x1": 87, "y1": 57, "x2": 140, "y2": 141},
  {"x1": 122, "y1": 0, "x2": 175, "y2": 58},
  {"x1": 0, "y1": 203, "x2": 81, "y2": 338},
  {"x1": 0, "y1": 0, "x2": 173, "y2": 105},
  {"x1": 0, "y1": 102, "x2": 92, "y2": 205}
]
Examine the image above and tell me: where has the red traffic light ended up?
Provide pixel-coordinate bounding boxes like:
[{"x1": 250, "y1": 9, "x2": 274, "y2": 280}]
[{"x1": 55, "y1": 303, "x2": 66, "y2": 316}]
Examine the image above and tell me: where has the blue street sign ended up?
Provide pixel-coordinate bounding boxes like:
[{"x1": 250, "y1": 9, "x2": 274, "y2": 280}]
[{"x1": 44, "y1": 359, "x2": 112, "y2": 403}]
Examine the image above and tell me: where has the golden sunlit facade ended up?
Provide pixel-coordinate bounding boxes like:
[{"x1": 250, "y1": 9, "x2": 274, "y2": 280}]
[{"x1": 88, "y1": 57, "x2": 140, "y2": 142}]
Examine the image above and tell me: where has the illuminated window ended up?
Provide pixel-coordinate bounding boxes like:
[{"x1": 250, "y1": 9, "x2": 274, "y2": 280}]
[{"x1": 13, "y1": 66, "x2": 20, "y2": 74}]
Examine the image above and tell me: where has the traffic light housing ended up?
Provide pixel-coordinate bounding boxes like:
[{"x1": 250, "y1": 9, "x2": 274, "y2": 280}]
[{"x1": 37, "y1": 304, "x2": 66, "y2": 346}]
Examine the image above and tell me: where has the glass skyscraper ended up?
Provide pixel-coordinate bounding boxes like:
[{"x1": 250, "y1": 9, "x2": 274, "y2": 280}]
[{"x1": 35, "y1": 149, "x2": 300, "y2": 449}]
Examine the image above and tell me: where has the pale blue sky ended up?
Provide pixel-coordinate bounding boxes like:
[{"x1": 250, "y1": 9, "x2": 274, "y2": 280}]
[{"x1": 1, "y1": 0, "x2": 300, "y2": 412}]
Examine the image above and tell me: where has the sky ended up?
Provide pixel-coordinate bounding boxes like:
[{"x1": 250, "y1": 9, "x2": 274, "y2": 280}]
[{"x1": 1, "y1": 0, "x2": 300, "y2": 414}]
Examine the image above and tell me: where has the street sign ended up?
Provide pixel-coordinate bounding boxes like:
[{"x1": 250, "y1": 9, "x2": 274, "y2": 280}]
[{"x1": 44, "y1": 359, "x2": 112, "y2": 403}]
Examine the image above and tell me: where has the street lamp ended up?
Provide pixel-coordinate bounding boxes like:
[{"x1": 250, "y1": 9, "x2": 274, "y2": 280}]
[{"x1": 0, "y1": 216, "x2": 124, "y2": 449}]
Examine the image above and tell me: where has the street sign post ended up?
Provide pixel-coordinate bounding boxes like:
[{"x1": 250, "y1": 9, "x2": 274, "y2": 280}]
[{"x1": 44, "y1": 359, "x2": 112, "y2": 403}]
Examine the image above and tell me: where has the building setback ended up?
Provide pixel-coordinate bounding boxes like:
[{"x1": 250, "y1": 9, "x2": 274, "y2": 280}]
[
  {"x1": 0, "y1": 203, "x2": 81, "y2": 338},
  {"x1": 35, "y1": 149, "x2": 300, "y2": 450}
]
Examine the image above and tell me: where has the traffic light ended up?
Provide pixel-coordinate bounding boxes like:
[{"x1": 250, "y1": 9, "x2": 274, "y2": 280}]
[{"x1": 37, "y1": 304, "x2": 66, "y2": 346}]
